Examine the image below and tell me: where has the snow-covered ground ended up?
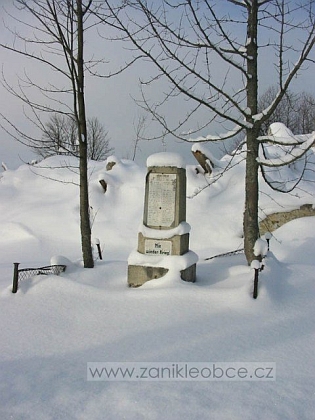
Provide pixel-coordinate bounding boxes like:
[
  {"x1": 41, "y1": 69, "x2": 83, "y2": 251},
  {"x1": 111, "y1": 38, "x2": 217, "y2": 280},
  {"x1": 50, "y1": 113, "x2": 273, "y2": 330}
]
[{"x1": 1, "y1": 144, "x2": 315, "y2": 419}]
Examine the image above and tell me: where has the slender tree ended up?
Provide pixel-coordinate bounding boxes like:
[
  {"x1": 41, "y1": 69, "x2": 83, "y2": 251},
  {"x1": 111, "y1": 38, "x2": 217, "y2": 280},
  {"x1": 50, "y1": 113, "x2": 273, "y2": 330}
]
[
  {"x1": 0, "y1": 0, "x2": 107, "y2": 268},
  {"x1": 37, "y1": 114, "x2": 113, "y2": 160},
  {"x1": 87, "y1": 117, "x2": 114, "y2": 161},
  {"x1": 38, "y1": 114, "x2": 78, "y2": 158},
  {"x1": 104, "y1": 0, "x2": 315, "y2": 263}
]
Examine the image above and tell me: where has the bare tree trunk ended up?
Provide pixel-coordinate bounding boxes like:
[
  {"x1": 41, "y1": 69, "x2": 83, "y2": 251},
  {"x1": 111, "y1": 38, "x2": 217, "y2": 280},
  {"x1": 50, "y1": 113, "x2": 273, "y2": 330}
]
[
  {"x1": 77, "y1": 0, "x2": 94, "y2": 268},
  {"x1": 244, "y1": 127, "x2": 260, "y2": 264},
  {"x1": 244, "y1": 1, "x2": 260, "y2": 264},
  {"x1": 79, "y1": 142, "x2": 94, "y2": 267}
]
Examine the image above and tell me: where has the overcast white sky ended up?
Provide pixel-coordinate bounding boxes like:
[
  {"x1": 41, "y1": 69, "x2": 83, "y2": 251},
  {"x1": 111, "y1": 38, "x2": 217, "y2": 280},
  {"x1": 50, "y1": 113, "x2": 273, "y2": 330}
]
[{"x1": 1, "y1": 1, "x2": 314, "y2": 169}]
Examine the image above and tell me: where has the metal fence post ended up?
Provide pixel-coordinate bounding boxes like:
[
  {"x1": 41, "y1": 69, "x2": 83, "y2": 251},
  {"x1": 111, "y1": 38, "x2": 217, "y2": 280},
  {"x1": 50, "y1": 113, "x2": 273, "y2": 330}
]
[
  {"x1": 96, "y1": 243, "x2": 103, "y2": 260},
  {"x1": 95, "y1": 238, "x2": 102, "y2": 260},
  {"x1": 253, "y1": 268, "x2": 259, "y2": 299},
  {"x1": 12, "y1": 262, "x2": 20, "y2": 293}
]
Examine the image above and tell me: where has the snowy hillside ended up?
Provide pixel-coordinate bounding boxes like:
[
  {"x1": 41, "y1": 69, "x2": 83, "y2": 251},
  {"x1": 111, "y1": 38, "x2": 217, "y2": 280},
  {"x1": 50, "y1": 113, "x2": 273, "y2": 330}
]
[{"x1": 1, "y1": 145, "x2": 315, "y2": 420}]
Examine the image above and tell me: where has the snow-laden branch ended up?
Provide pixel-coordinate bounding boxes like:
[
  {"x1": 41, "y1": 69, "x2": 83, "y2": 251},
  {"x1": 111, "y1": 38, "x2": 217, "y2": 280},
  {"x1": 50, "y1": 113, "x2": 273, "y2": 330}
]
[
  {"x1": 257, "y1": 122, "x2": 314, "y2": 146},
  {"x1": 183, "y1": 124, "x2": 248, "y2": 143},
  {"x1": 258, "y1": 134, "x2": 315, "y2": 167}
]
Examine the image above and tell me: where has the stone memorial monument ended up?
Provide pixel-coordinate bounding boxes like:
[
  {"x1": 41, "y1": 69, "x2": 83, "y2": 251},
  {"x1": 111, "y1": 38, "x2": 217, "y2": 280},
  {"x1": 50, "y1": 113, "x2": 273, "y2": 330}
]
[{"x1": 128, "y1": 152, "x2": 198, "y2": 287}]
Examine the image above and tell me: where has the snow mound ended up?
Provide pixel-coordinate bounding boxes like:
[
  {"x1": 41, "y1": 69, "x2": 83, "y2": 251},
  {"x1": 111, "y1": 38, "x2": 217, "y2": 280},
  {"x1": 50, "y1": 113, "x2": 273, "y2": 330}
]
[{"x1": 0, "y1": 141, "x2": 315, "y2": 419}]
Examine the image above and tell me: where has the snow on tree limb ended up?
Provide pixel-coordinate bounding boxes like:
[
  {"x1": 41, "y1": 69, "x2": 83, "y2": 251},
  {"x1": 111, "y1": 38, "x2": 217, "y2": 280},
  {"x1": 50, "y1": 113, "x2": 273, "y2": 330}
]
[{"x1": 258, "y1": 134, "x2": 315, "y2": 167}]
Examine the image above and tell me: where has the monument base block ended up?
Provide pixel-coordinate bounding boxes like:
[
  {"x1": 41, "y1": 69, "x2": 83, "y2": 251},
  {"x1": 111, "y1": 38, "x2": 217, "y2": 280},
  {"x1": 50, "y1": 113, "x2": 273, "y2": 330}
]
[{"x1": 127, "y1": 263, "x2": 196, "y2": 287}]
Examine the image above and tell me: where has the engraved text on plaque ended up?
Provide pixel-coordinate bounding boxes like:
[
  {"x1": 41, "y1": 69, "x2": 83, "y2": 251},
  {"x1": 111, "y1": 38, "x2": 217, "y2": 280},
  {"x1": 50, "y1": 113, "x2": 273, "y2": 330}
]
[
  {"x1": 145, "y1": 239, "x2": 172, "y2": 256},
  {"x1": 147, "y1": 173, "x2": 176, "y2": 228}
]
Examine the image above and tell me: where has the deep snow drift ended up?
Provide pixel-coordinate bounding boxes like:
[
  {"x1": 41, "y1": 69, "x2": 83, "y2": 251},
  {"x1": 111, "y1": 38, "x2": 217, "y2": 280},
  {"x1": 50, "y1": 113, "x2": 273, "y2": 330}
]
[{"x1": 0, "y1": 143, "x2": 315, "y2": 420}]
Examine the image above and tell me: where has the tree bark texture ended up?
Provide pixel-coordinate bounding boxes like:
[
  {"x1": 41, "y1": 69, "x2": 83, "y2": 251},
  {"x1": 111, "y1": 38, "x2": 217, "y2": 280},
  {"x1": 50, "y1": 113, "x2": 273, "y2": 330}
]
[
  {"x1": 244, "y1": 1, "x2": 260, "y2": 264},
  {"x1": 77, "y1": 0, "x2": 94, "y2": 268}
]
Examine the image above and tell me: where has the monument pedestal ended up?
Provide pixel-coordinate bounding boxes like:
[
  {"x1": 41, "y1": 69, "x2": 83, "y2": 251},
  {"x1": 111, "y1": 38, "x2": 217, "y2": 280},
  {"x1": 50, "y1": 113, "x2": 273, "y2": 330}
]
[
  {"x1": 128, "y1": 263, "x2": 196, "y2": 288},
  {"x1": 127, "y1": 153, "x2": 197, "y2": 287},
  {"x1": 127, "y1": 265, "x2": 169, "y2": 287}
]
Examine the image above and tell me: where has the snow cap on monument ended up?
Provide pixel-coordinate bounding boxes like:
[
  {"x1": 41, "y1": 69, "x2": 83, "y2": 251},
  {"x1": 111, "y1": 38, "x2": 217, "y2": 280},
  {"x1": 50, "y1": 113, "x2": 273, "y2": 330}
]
[{"x1": 147, "y1": 152, "x2": 185, "y2": 168}]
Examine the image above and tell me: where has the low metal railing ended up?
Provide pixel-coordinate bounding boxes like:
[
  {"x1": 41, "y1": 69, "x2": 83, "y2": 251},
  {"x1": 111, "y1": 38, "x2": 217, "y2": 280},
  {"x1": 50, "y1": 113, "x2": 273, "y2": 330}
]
[{"x1": 12, "y1": 262, "x2": 66, "y2": 293}]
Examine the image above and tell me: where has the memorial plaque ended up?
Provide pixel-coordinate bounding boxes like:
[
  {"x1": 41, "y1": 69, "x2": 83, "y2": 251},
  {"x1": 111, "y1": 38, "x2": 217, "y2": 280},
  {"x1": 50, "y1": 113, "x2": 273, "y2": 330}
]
[
  {"x1": 146, "y1": 173, "x2": 176, "y2": 228},
  {"x1": 128, "y1": 153, "x2": 197, "y2": 287},
  {"x1": 145, "y1": 239, "x2": 172, "y2": 256}
]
